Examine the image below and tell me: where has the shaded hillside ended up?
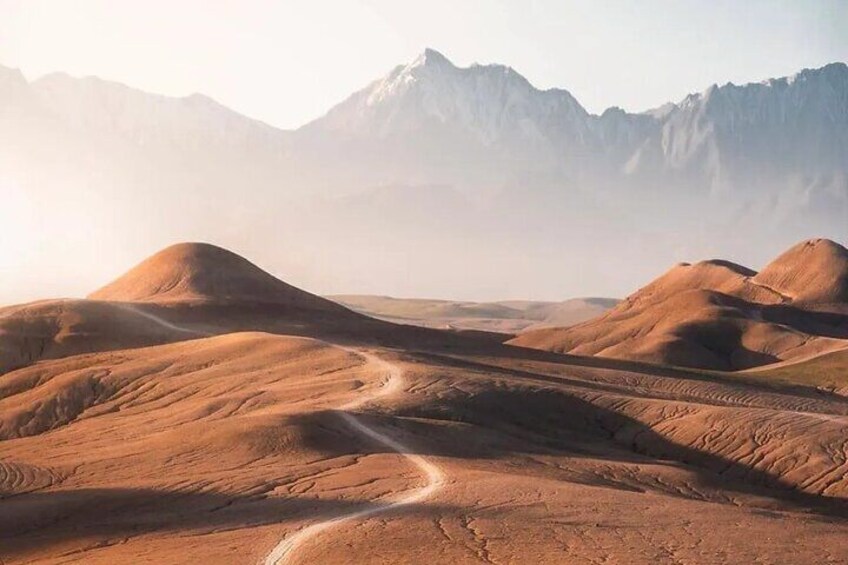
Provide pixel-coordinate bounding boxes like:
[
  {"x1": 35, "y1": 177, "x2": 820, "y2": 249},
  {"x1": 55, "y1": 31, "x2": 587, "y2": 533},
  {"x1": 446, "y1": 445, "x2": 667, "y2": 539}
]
[
  {"x1": 752, "y1": 239, "x2": 848, "y2": 305},
  {"x1": 742, "y1": 345, "x2": 848, "y2": 393},
  {"x1": 510, "y1": 239, "x2": 848, "y2": 370}
]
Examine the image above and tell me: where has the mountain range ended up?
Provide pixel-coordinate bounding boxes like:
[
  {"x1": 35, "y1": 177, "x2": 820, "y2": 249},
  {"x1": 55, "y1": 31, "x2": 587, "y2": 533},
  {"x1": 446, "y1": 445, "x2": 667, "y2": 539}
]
[{"x1": 2, "y1": 49, "x2": 846, "y2": 303}]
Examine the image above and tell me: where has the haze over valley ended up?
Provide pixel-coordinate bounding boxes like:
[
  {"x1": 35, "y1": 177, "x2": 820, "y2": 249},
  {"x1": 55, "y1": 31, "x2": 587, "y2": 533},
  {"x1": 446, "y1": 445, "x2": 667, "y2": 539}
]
[{"x1": 2, "y1": 50, "x2": 846, "y2": 304}]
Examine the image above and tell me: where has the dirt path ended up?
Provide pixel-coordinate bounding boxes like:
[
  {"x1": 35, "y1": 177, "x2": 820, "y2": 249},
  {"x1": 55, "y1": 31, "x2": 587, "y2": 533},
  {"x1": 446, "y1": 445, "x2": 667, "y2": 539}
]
[
  {"x1": 263, "y1": 350, "x2": 445, "y2": 565},
  {"x1": 106, "y1": 302, "x2": 446, "y2": 565},
  {"x1": 109, "y1": 301, "x2": 211, "y2": 336}
]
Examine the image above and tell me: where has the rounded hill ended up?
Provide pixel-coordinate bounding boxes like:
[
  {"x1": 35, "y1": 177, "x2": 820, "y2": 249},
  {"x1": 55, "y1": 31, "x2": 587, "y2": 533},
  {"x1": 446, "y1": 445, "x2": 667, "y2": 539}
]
[{"x1": 88, "y1": 242, "x2": 344, "y2": 312}]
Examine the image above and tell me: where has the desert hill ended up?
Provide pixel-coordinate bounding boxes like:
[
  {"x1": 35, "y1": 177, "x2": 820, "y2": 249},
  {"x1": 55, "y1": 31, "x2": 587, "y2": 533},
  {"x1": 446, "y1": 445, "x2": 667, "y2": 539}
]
[
  {"x1": 752, "y1": 238, "x2": 848, "y2": 306},
  {"x1": 0, "y1": 298, "x2": 198, "y2": 376},
  {"x1": 510, "y1": 239, "x2": 848, "y2": 370},
  {"x1": 330, "y1": 295, "x2": 618, "y2": 333},
  {"x1": 0, "y1": 244, "x2": 500, "y2": 376},
  {"x1": 89, "y1": 242, "x2": 347, "y2": 311},
  {"x1": 0, "y1": 243, "x2": 373, "y2": 374}
]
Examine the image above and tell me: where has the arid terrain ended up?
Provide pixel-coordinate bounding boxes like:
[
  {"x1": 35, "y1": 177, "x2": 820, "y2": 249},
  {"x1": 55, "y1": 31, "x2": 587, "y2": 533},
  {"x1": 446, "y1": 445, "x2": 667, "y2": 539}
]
[
  {"x1": 329, "y1": 295, "x2": 618, "y2": 334},
  {"x1": 2, "y1": 243, "x2": 848, "y2": 564},
  {"x1": 513, "y1": 239, "x2": 848, "y2": 372}
]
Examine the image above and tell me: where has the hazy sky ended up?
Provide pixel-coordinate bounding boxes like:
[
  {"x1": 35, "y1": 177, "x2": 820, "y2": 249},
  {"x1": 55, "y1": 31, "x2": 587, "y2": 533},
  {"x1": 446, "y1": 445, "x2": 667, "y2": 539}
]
[{"x1": 2, "y1": 0, "x2": 846, "y2": 128}]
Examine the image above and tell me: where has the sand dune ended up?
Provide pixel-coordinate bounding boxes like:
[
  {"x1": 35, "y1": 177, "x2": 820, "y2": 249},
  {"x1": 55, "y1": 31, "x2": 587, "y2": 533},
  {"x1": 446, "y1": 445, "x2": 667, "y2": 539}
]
[
  {"x1": 511, "y1": 239, "x2": 848, "y2": 370},
  {"x1": 2, "y1": 242, "x2": 847, "y2": 563}
]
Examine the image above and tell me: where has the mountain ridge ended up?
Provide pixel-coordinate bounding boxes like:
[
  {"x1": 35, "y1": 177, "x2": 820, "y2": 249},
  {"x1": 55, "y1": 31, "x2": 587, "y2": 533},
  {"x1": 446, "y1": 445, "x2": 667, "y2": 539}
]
[
  {"x1": 1, "y1": 51, "x2": 846, "y2": 304},
  {"x1": 5, "y1": 53, "x2": 845, "y2": 129}
]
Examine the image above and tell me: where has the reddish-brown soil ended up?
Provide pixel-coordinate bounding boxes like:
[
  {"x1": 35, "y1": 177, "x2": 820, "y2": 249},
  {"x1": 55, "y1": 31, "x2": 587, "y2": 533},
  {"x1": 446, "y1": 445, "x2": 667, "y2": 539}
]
[
  {"x1": 2, "y1": 243, "x2": 847, "y2": 564},
  {"x1": 511, "y1": 239, "x2": 848, "y2": 370}
]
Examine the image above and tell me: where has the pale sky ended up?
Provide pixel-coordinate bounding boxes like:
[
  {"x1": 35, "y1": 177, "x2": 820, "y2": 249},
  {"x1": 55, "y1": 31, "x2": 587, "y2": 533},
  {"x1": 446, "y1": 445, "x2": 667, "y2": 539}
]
[{"x1": 1, "y1": 0, "x2": 846, "y2": 129}]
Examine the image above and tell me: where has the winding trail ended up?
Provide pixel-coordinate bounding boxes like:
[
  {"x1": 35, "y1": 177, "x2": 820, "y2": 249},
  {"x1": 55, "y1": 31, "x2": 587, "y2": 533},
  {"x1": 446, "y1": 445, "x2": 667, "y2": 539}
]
[
  {"x1": 747, "y1": 277, "x2": 793, "y2": 303},
  {"x1": 109, "y1": 302, "x2": 211, "y2": 336},
  {"x1": 262, "y1": 350, "x2": 445, "y2": 565},
  {"x1": 106, "y1": 302, "x2": 445, "y2": 565}
]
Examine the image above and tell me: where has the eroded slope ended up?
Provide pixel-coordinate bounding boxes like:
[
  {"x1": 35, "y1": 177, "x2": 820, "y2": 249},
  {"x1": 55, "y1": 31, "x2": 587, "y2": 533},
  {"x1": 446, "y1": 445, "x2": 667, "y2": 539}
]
[{"x1": 511, "y1": 239, "x2": 848, "y2": 370}]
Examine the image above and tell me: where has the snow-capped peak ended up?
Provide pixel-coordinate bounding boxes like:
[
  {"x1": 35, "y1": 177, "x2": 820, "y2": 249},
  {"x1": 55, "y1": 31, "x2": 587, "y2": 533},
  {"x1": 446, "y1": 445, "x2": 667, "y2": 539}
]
[
  {"x1": 409, "y1": 48, "x2": 454, "y2": 70},
  {"x1": 310, "y1": 48, "x2": 589, "y2": 147}
]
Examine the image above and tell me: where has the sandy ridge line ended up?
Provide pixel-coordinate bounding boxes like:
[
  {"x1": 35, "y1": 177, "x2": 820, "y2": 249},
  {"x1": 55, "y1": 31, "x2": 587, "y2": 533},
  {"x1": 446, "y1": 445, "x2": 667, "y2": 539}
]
[{"x1": 105, "y1": 302, "x2": 445, "y2": 565}]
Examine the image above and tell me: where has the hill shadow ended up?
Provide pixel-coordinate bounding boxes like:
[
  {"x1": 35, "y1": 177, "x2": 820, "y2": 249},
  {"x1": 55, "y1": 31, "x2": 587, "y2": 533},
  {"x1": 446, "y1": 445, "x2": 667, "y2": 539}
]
[
  {"x1": 441, "y1": 345, "x2": 848, "y2": 406},
  {"x1": 763, "y1": 304, "x2": 848, "y2": 339},
  {"x1": 0, "y1": 486, "x2": 459, "y2": 560},
  {"x1": 289, "y1": 386, "x2": 848, "y2": 520}
]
